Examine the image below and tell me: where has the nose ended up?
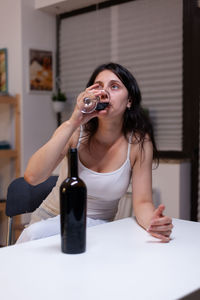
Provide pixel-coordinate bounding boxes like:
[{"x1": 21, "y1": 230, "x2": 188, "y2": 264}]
[
  {"x1": 100, "y1": 89, "x2": 110, "y2": 101},
  {"x1": 101, "y1": 93, "x2": 107, "y2": 100}
]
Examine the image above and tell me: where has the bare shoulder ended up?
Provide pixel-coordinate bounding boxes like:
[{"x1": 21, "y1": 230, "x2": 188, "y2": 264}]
[{"x1": 130, "y1": 133, "x2": 153, "y2": 168}]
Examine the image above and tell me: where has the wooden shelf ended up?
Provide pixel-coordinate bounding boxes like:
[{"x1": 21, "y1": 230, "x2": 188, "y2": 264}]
[
  {"x1": 0, "y1": 95, "x2": 18, "y2": 105},
  {"x1": 0, "y1": 94, "x2": 21, "y2": 246},
  {"x1": 0, "y1": 94, "x2": 20, "y2": 177},
  {"x1": 0, "y1": 149, "x2": 17, "y2": 158},
  {"x1": 0, "y1": 201, "x2": 5, "y2": 210}
]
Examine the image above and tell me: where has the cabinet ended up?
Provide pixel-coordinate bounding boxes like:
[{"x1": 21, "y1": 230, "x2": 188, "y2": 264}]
[{"x1": 0, "y1": 94, "x2": 21, "y2": 246}]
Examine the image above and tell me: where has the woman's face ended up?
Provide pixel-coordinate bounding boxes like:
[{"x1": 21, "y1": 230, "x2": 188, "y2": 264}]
[{"x1": 94, "y1": 70, "x2": 129, "y2": 117}]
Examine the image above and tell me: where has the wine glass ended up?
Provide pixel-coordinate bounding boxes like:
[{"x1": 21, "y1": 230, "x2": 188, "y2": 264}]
[{"x1": 80, "y1": 89, "x2": 110, "y2": 114}]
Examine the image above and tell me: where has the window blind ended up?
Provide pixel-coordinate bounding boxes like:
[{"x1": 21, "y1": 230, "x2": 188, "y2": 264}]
[
  {"x1": 116, "y1": 0, "x2": 183, "y2": 150},
  {"x1": 59, "y1": 0, "x2": 183, "y2": 151},
  {"x1": 60, "y1": 8, "x2": 111, "y2": 120}
]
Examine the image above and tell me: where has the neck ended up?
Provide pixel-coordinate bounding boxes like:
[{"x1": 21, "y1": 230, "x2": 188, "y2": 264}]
[{"x1": 94, "y1": 118, "x2": 124, "y2": 146}]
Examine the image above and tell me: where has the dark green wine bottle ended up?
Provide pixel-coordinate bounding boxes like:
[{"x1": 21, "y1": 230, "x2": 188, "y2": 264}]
[{"x1": 60, "y1": 148, "x2": 87, "y2": 254}]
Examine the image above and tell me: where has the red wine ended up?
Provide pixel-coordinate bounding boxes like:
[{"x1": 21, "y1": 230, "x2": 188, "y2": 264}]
[
  {"x1": 60, "y1": 148, "x2": 87, "y2": 254},
  {"x1": 96, "y1": 102, "x2": 109, "y2": 111}
]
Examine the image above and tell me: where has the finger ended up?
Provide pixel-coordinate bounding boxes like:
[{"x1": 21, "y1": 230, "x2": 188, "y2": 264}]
[
  {"x1": 149, "y1": 232, "x2": 170, "y2": 243},
  {"x1": 152, "y1": 204, "x2": 165, "y2": 219},
  {"x1": 150, "y1": 216, "x2": 172, "y2": 226},
  {"x1": 86, "y1": 83, "x2": 100, "y2": 91},
  {"x1": 163, "y1": 231, "x2": 172, "y2": 237},
  {"x1": 87, "y1": 89, "x2": 108, "y2": 98},
  {"x1": 91, "y1": 90, "x2": 105, "y2": 97},
  {"x1": 149, "y1": 223, "x2": 173, "y2": 232},
  {"x1": 83, "y1": 110, "x2": 98, "y2": 119},
  {"x1": 82, "y1": 90, "x2": 103, "y2": 101},
  {"x1": 148, "y1": 229, "x2": 172, "y2": 237}
]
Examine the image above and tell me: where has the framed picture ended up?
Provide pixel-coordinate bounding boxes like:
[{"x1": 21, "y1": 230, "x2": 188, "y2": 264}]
[
  {"x1": 0, "y1": 48, "x2": 8, "y2": 94},
  {"x1": 29, "y1": 49, "x2": 53, "y2": 92}
]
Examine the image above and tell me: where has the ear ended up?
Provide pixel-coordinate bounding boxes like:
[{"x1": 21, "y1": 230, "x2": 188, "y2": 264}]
[{"x1": 127, "y1": 99, "x2": 132, "y2": 109}]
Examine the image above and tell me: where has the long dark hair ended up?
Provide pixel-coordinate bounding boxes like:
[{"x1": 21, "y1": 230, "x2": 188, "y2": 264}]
[{"x1": 84, "y1": 62, "x2": 158, "y2": 161}]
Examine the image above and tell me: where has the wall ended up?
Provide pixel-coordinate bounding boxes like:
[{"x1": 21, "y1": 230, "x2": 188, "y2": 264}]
[
  {"x1": 152, "y1": 161, "x2": 191, "y2": 220},
  {"x1": 21, "y1": 0, "x2": 57, "y2": 174},
  {"x1": 0, "y1": 0, "x2": 22, "y2": 200},
  {"x1": 0, "y1": 0, "x2": 22, "y2": 95},
  {"x1": 0, "y1": 0, "x2": 57, "y2": 197},
  {"x1": 0, "y1": 0, "x2": 22, "y2": 244},
  {"x1": 122, "y1": 160, "x2": 191, "y2": 221},
  {"x1": 35, "y1": 0, "x2": 64, "y2": 7}
]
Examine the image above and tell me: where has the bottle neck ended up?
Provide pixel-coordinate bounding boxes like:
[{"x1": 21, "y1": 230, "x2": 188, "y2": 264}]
[{"x1": 68, "y1": 148, "x2": 78, "y2": 177}]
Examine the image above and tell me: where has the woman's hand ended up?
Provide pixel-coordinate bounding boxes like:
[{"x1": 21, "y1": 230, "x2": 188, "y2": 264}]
[
  {"x1": 69, "y1": 83, "x2": 107, "y2": 127},
  {"x1": 147, "y1": 204, "x2": 173, "y2": 243}
]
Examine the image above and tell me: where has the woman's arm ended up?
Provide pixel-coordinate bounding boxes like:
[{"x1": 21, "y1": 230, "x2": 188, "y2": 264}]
[
  {"x1": 24, "y1": 120, "x2": 78, "y2": 185},
  {"x1": 131, "y1": 139, "x2": 173, "y2": 242},
  {"x1": 24, "y1": 84, "x2": 104, "y2": 185}
]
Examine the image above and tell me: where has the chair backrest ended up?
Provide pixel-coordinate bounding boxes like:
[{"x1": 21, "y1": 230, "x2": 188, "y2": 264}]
[{"x1": 6, "y1": 176, "x2": 58, "y2": 217}]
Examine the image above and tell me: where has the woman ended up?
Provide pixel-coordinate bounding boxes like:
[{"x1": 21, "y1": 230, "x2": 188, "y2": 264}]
[{"x1": 17, "y1": 62, "x2": 173, "y2": 243}]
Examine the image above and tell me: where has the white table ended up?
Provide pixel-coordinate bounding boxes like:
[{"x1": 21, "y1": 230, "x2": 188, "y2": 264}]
[{"x1": 0, "y1": 217, "x2": 200, "y2": 300}]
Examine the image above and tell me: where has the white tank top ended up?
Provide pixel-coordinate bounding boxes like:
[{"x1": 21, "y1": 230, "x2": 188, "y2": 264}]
[{"x1": 78, "y1": 130, "x2": 132, "y2": 221}]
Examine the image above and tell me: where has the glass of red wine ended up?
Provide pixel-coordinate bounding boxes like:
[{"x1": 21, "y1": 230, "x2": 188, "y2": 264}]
[{"x1": 80, "y1": 89, "x2": 110, "y2": 114}]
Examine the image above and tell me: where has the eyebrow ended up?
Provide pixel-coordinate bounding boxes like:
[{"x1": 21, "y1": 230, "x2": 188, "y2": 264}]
[{"x1": 95, "y1": 79, "x2": 122, "y2": 85}]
